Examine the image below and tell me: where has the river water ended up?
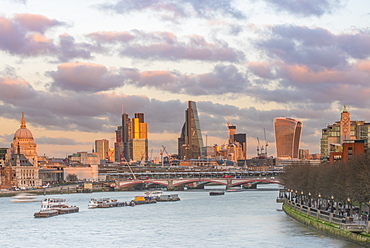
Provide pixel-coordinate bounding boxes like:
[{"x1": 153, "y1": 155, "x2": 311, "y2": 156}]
[{"x1": 0, "y1": 184, "x2": 362, "y2": 248}]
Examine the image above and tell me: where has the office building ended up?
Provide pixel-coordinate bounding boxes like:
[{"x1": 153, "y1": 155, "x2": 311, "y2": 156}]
[
  {"x1": 321, "y1": 106, "x2": 370, "y2": 160},
  {"x1": 178, "y1": 101, "x2": 204, "y2": 159},
  {"x1": 274, "y1": 117, "x2": 302, "y2": 159},
  {"x1": 95, "y1": 139, "x2": 109, "y2": 160},
  {"x1": 114, "y1": 112, "x2": 148, "y2": 163}
]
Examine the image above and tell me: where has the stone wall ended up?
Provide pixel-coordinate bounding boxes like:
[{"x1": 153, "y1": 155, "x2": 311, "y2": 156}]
[{"x1": 283, "y1": 203, "x2": 370, "y2": 247}]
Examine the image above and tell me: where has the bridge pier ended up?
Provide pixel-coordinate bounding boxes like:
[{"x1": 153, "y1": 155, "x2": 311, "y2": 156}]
[
  {"x1": 226, "y1": 179, "x2": 233, "y2": 189},
  {"x1": 167, "y1": 179, "x2": 174, "y2": 191}
]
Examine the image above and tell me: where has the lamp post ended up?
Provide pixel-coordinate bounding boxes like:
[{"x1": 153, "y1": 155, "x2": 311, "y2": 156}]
[
  {"x1": 308, "y1": 192, "x2": 311, "y2": 207},
  {"x1": 301, "y1": 191, "x2": 304, "y2": 205},
  {"x1": 295, "y1": 190, "x2": 298, "y2": 203},
  {"x1": 331, "y1": 195, "x2": 334, "y2": 213},
  {"x1": 318, "y1": 194, "x2": 321, "y2": 209},
  {"x1": 347, "y1": 197, "x2": 351, "y2": 216}
]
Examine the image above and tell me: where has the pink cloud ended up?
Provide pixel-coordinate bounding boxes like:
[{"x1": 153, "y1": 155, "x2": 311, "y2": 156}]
[
  {"x1": 14, "y1": 13, "x2": 62, "y2": 33},
  {"x1": 248, "y1": 62, "x2": 275, "y2": 79},
  {"x1": 88, "y1": 30, "x2": 244, "y2": 62},
  {"x1": 48, "y1": 62, "x2": 125, "y2": 92},
  {"x1": 277, "y1": 64, "x2": 369, "y2": 85},
  {"x1": 0, "y1": 14, "x2": 93, "y2": 61}
]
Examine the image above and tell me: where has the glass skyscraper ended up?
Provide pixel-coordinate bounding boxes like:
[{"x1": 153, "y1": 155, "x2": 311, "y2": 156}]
[
  {"x1": 274, "y1": 117, "x2": 302, "y2": 159},
  {"x1": 178, "y1": 101, "x2": 204, "y2": 159}
]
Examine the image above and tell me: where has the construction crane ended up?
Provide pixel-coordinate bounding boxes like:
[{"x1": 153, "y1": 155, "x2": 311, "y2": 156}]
[
  {"x1": 162, "y1": 145, "x2": 172, "y2": 166},
  {"x1": 264, "y1": 128, "x2": 269, "y2": 157},
  {"x1": 257, "y1": 129, "x2": 269, "y2": 158}
]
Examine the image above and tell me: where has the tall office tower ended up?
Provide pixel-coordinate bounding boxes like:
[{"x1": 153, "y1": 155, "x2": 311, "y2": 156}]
[
  {"x1": 274, "y1": 117, "x2": 303, "y2": 159},
  {"x1": 130, "y1": 113, "x2": 148, "y2": 162},
  {"x1": 95, "y1": 139, "x2": 109, "y2": 160},
  {"x1": 114, "y1": 112, "x2": 148, "y2": 163},
  {"x1": 228, "y1": 125, "x2": 236, "y2": 144},
  {"x1": 233, "y1": 133, "x2": 247, "y2": 159},
  {"x1": 178, "y1": 101, "x2": 204, "y2": 159},
  {"x1": 320, "y1": 106, "x2": 370, "y2": 160}
]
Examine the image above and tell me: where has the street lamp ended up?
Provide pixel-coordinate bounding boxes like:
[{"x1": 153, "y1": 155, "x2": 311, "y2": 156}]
[
  {"x1": 331, "y1": 195, "x2": 335, "y2": 213},
  {"x1": 301, "y1": 191, "x2": 304, "y2": 205},
  {"x1": 295, "y1": 190, "x2": 298, "y2": 203},
  {"x1": 318, "y1": 194, "x2": 321, "y2": 209},
  {"x1": 308, "y1": 192, "x2": 311, "y2": 207},
  {"x1": 347, "y1": 197, "x2": 351, "y2": 216}
]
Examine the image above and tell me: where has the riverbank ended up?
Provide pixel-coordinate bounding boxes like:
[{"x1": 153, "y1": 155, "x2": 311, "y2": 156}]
[
  {"x1": 0, "y1": 184, "x2": 81, "y2": 197},
  {"x1": 283, "y1": 201, "x2": 370, "y2": 247}
]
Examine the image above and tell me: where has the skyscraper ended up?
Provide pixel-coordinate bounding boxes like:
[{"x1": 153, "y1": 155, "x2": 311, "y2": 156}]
[
  {"x1": 178, "y1": 101, "x2": 204, "y2": 159},
  {"x1": 114, "y1": 112, "x2": 148, "y2": 163},
  {"x1": 274, "y1": 117, "x2": 302, "y2": 159},
  {"x1": 95, "y1": 139, "x2": 109, "y2": 160}
]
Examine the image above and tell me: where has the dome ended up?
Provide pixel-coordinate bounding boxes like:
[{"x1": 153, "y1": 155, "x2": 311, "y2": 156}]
[
  {"x1": 14, "y1": 127, "x2": 33, "y2": 139},
  {"x1": 13, "y1": 112, "x2": 34, "y2": 140}
]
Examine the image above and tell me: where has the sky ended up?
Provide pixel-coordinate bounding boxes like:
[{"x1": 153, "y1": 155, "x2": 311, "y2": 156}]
[{"x1": 1, "y1": 0, "x2": 370, "y2": 159}]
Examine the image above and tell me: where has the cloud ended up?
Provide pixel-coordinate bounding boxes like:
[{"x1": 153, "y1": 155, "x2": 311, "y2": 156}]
[
  {"x1": 256, "y1": 25, "x2": 370, "y2": 71},
  {"x1": 88, "y1": 30, "x2": 244, "y2": 62},
  {"x1": 0, "y1": 14, "x2": 58, "y2": 56},
  {"x1": 47, "y1": 62, "x2": 125, "y2": 92},
  {"x1": 36, "y1": 137, "x2": 81, "y2": 145},
  {"x1": 56, "y1": 34, "x2": 95, "y2": 62},
  {"x1": 246, "y1": 61, "x2": 370, "y2": 108},
  {"x1": 262, "y1": 0, "x2": 343, "y2": 17},
  {"x1": 0, "y1": 14, "x2": 94, "y2": 61},
  {"x1": 98, "y1": 0, "x2": 245, "y2": 21},
  {"x1": 121, "y1": 64, "x2": 249, "y2": 95},
  {"x1": 47, "y1": 62, "x2": 249, "y2": 95}
]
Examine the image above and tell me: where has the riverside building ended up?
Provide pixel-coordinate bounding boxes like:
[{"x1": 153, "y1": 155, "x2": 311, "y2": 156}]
[
  {"x1": 0, "y1": 113, "x2": 41, "y2": 188},
  {"x1": 321, "y1": 106, "x2": 370, "y2": 161}
]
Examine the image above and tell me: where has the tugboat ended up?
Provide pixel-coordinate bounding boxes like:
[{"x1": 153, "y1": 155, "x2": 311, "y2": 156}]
[{"x1": 34, "y1": 198, "x2": 79, "y2": 218}]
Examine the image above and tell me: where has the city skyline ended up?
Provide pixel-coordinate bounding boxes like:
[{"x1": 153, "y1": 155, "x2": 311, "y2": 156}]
[{"x1": 0, "y1": 1, "x2": 369, "y2": 158}]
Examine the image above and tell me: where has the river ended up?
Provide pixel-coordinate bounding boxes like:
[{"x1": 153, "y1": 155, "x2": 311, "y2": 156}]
[{"x1": 0, "y1": 184, "x2": 362, "y2": 248}]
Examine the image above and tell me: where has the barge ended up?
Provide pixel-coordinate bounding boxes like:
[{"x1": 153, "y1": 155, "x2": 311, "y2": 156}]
[
  {"x1": 209, "y1": 191, "x2": 225, "y2": 196},
  {"x1": 157, "y1": 194, "x2": 180, "y2": 202}
]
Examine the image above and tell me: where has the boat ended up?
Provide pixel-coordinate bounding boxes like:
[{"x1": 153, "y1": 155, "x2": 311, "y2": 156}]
[
  {"x1": 11, "y1": 193, "x2": 38, "y2": 203},
  {"x1": 209, "y1": 191, "x2": 225, "y2": 196},
  {"x1": 34, "y1": 198, "x2": 79, "y2": 218},
  {"x1": 88, "y1": 198, "x2": 126, "y2": 208},
  {"x1": 226, "y1": 188, "x2": 245, "y2": 192},
  {"x1": 132, "y1": 196, "x2": 157, "y2": 205},
  {"x1": 157, "y1": 194, "x2": 180, "y2": 202},
  {"x1": 143, "y1": 191, "x2": 163, "y2": 200}
]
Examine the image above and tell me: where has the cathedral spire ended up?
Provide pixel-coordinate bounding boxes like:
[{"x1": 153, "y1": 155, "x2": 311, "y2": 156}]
[{"x1": 20, "y1": 112, "x2": 26, "y2": 128}]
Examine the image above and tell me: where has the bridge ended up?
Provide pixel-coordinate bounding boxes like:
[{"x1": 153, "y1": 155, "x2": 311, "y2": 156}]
[{"x1": 115, "y1": 177, "x2": 281, "y2": 190}]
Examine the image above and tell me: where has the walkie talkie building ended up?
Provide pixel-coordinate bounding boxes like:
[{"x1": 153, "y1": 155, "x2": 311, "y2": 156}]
[{"x1": 274, "y1": 117, "x2": 302, "y2": 159}]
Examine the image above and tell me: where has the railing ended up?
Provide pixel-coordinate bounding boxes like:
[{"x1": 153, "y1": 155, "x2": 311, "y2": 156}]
[{"x1": 284, "y1": 199, "x2": 368, "y2": 233}]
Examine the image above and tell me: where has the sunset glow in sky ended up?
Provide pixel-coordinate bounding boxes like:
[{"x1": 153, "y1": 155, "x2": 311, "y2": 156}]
[{"x1": 1, "y1": 0, "x2": 370, "y2": 159}]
